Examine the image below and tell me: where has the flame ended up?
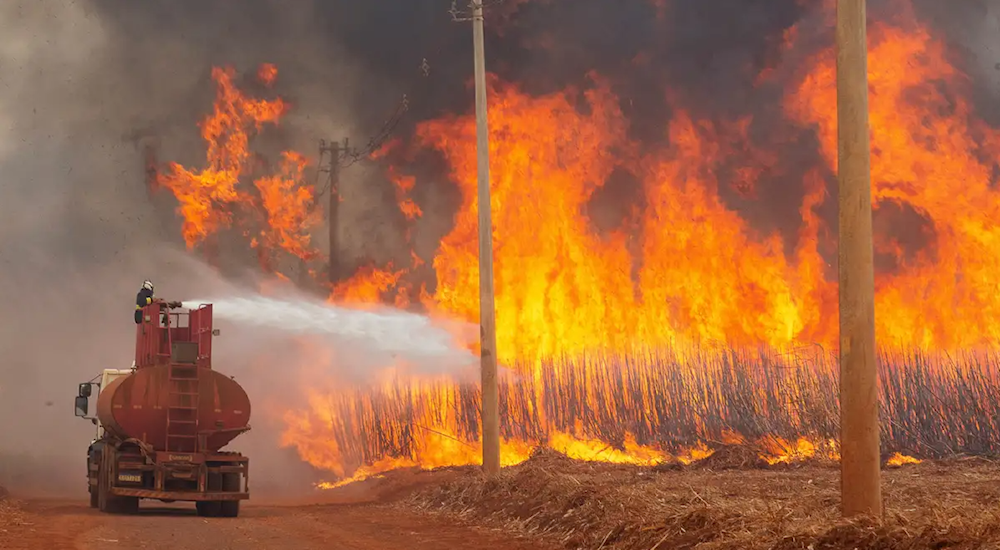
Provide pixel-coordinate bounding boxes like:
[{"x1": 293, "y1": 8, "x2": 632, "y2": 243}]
[
  {"x1": 330, "y1": 263, "x2": 409, "y2": 308},
  {"x1": 418, "y1": 74, "x2": 643, "y2": 361},
  {"x1": 764, "y1": 437, "x2": 818, "y2": 464},
  {"x1": 885, "y1": 452, "x2": 921, "y2": 467},
  {"x1": 157, "y1": 1, "x2": 1000, "y2": 487},
  {"x1": 156, "y1": 63, "x2": 318, "y2": 276},
  {"x1": 294, "y1": 3, "x2": 988, "y2": 481},
  {"x1": 377, "y1": 1, "x2": 1000, "y2": 357},
  {"x1": 785, "y1": 7, "x2": 1000, "y2": 349},
  {"x1": 253, "y1": 151, "x2": 319, "y2": 262},
  {"x1": 408, "y1": 76, "x2": 838, "y2": 362},
  {"x1": 157, "y1": 65, "x2": 287, "y2": 247},
  {"x1": 388, "y1": 166, "x2": 422, "y2": 222},
  {"x1": 371, "y1": 139, "x2": 422, "y2": 223},
  {"x1": 546, "y1": 430, "x2": 664, "y2": 466},
  {"x1": 257, "y1": 63, "x2": 278, "y2": 86}
]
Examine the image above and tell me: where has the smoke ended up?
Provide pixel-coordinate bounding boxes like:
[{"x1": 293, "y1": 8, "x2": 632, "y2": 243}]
[
  {"x1": 910, "y1": 0, "x2": 1000, "y2": 126},
  {"x1": 0, "y1": 0, "x2": 370, "y2": 497}
]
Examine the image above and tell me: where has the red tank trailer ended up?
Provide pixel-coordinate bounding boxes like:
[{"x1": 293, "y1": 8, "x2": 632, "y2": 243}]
[{"x1": 73, "y1": 300, "x2": 251, "y2": 516}]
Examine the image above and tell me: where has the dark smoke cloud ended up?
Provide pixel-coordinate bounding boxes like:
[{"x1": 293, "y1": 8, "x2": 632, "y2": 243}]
[{"x1": 910, "y1": 0, "x2": 1000, "y2": 126}]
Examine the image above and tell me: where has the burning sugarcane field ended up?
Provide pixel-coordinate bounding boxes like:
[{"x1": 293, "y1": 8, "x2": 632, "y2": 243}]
[{"x1": 3, "y1": 0, "x2": 1000, "y2": 548}]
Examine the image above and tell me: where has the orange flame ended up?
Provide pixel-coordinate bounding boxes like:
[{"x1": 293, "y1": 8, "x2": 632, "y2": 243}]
[
  {"x1": 286, "y1": 4, "x2": 991, "y2": 481},
  {"x1": 157, "y1": 64, "x2": 320, "y2": 275},
  {"x1": 157, "y1": 2, "x2": 997, "y2": 486},
  {"x1": 157, "y1": 65, "x2": 287, "y2": 247},
  {"x1": 253, "y1": 151, "x2": 319, "y2": 262},
  {"x1": 886, "y1": 452, "x2": 921, "y2": 467},
  {"x1": 786, "y1": 11, "x2": 1000, "y2": 350},
  {"x1": 257, "y1": 63, "x2": 278, "y2": 87},
  {"x1": 330, "y1": 263, "x2": 408, "y2": 308}
]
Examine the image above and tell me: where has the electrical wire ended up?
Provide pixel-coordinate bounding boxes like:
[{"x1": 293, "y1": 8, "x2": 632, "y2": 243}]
[{"x1": 312, "y1": 0, "x2": 505, "y2": 197}]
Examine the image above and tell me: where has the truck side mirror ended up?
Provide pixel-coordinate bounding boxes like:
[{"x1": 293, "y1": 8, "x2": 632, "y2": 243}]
[
  {"x1": 74, "y1": 395, "x2": 89, "y2": 417},
  {"x1": 212, "y1": 329, "x2": 221, "y2": 336},
  {"x1": 78, "y1": 383, "x2": 92, "y2": 398}
]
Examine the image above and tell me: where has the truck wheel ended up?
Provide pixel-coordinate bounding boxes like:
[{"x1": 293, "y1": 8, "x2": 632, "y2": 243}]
[
  {"x1": 219, "y1": 473, "x2": 240, "y2": 518},
  {"x1": 218, "y1": 499, "x2": 240, "y2": 518},
  {"x1": 117, "y1": 496, "x2": 139, "y2": 514},
  {"x1": 88, "y1": 453, "x2": 99, "y2": 508},
  {"x1": 97, "y1": 459, "x2": 113, "y2": 513},
  {"x1": 196, "y1": 501, "x2": 221, "y2": 517},
  {"x1": 196, "y1": 472, "x2": 223, "y2": 517},
  {"x1": 97, "y1": 448, "x2": 137, "y2": 515},
  {"x1": 219, "y1": 500, "x2": 240, "y2": 518}
]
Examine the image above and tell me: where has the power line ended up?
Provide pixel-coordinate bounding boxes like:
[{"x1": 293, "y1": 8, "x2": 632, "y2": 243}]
[
  {"x1": 312, "y1": 0, "x2": 515, "y2": 202},
  {"x1": 312, "y1": 2, "x2": 465, "y2": 199},
  {"x1": 340, "y1": 93, "x2": 410, "y2": 169},
  {"x1": 312, "y1": 0, "x2": 514, "y2": 212}
]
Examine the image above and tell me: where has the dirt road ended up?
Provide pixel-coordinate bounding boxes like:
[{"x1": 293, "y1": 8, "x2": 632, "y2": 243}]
[{"x1": 0, "y1": 498, "x2": 552, "y2": 550}]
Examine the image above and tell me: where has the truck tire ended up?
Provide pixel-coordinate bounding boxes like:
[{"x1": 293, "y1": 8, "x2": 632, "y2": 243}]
[
  {"x1": 195, "y1": 501, "x2": 222, "y2": 517},
  {"x1": 218, "y1": 473, "x2": 240, "y2": 518},
  {"x1": 196, "y1": 473, "x2": 223, "y2": 517},
  {"x1": 97, "y1": 455, "x2": 111, "y2": 513},
  {"x1": 116, "y1": 496, "x2": 139, "y2": 514},
  {"x1": 218, "y1": 499, "x2": 240, "y2": 517},
  {"x1": 87, "y1": 451, "x2": 99, "y2": 508},
  {"x1": 97, "y1": 447, "x2": 138, "y2": 515}
]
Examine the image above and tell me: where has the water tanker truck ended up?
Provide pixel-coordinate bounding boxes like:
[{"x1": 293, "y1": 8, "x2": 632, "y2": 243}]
[{"x1": 73, "y1": 300, "x2": 251, "y2": 516}]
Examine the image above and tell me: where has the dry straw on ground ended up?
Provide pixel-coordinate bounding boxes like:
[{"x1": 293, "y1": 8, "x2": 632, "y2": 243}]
[
  {"x1": 404, "y1": 449, "x2": 1000, "y2": 549},
  {"x1": 0, "y1": 491, "x2": 26, "y2": 534}
]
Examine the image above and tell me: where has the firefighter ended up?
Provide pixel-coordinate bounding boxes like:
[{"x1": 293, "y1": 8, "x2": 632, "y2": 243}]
[{"x1": 135, "y1": 279, "x2": 155, "y2": 324}]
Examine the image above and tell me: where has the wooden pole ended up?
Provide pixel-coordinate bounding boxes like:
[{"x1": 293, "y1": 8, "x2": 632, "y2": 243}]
[
  {"x1": 836, "y1": 0, "x2": 881, "y2": 518},
  {"x1": 327, "y1": 140, "x2": 342, "y2": 285},
  {"x1": 471, "y1": 0, "x2": 501, "y2": 476}
]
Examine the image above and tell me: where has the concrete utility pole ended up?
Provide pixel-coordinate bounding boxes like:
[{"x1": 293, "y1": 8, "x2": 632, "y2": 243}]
[
  {"x1": 471, "y1": 0, "x2": 501, "y2": 476},
  {"x1": 836, "y1": 0, "x2": 882, "y2": 518}
]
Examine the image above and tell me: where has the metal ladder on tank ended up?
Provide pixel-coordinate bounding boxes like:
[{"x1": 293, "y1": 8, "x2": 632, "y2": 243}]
[{"x1": 165, "y1": 361, "x2": 200, "y2": 453}]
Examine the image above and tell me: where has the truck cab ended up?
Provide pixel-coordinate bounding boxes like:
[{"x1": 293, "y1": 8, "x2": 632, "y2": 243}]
[
  {"x1": 75, "y1": 367, "x2": 134, "y2": 508},
  {"x1": 75, "y1": 368, "x2": 134, "y2": 439}
]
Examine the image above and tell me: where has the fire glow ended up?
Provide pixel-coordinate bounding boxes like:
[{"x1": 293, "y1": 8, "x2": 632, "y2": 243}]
[{"x1": 153, "y1": 2, "x2": 995, "y2": 485}]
